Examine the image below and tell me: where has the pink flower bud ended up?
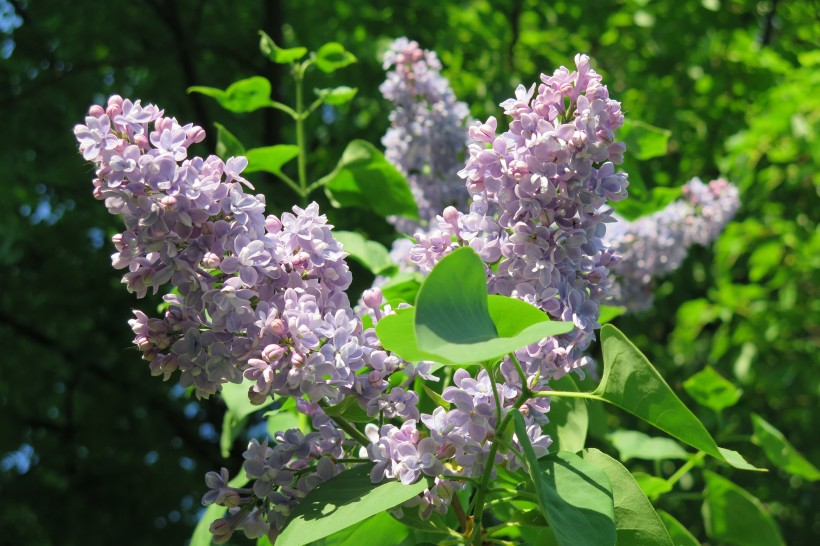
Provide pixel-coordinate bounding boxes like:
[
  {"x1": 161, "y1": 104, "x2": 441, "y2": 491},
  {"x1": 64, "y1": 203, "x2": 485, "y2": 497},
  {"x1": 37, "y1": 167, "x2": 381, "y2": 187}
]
[
  {"x1": 362, "y1": 288, "x2": 383, "y2": 310},
  {"x1": 88, "y1": 105, "x2": 105, "y2": 117},
  {"x1": 265, "y1": 215, "x2": 282, "y2": 233},
  {"x1": 262, "y1": 344, "x2": 285, "y2": 362}
]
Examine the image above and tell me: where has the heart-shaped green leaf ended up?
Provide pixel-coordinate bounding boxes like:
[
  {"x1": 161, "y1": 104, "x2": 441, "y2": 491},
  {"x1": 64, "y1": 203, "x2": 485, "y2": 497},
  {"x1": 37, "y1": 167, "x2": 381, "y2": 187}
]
[
  {"x1": 314, "y1": 42, "x2": 357, "y2": 73},
  {"x1": 683, "y1": 365, "x2": 742, "y2": 413},
  {"x1": 244, "y1": 145, "x2": 300, "y2": 177},
  {"x1": 411, "y1": 247, "x2": 574, "y2": 364},
  {"x1": 189, "y1": 76, "x2": 274, "y2": 113}
]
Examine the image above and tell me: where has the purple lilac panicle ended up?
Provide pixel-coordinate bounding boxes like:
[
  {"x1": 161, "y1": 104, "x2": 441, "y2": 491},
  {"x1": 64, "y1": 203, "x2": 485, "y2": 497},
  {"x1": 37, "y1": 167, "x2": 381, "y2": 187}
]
[
  {"x1": 75, "y1": 97, "x2": 422, "y2": 541},
  {"x1": 365, "y1": 54, "x2": 628, "y2": 520},
  {"x1": 606, "y1": 177, "x2": 740, "y2": 310},
  {"x1": 409, "y1": 53, "x2": 628, "y2": 382},
  {"x1": 381, "y1": 37, "x2": 471, "y2": 234}
]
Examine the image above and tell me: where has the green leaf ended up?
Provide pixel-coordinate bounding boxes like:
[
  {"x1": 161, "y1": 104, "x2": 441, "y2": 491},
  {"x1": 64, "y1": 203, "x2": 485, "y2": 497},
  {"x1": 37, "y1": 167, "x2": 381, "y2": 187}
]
[
  {"x1": 219, "y1": 379, "x2": 275, "y2": 457},
  {"x1": 598, "y1": 305, "x2": 626, "y2": 325},
  {"x1": 598, "y1": 325, "x2": 762, "y2": 471},
  {"x1": 321, "y1": 140, "x2": 418, "y2": 219},
  {"x1": 244, "y1": 145, "x2": 300, "y2": 177},
  {"x1": 683, "y1": 366, "x2": 742, "y2": 413},
  {"x1": 751, "y1": 413, "x2": 820, "y2": 481},
  {"x1": 631, "y1": 472, "x2": 673, "y2": 501},
  {"x1": 380, "y1": 272, "x2": 422, "y2": 304},
  {"x1": 214, "y1": 122, "x2": 245, "y2": 160},
  {"x1": 702, "y1": 471, "x2": 785, "y2": 546},
  {"x1": 520, "y1": 444, "x2": 616, "y2": 546},
  {"x1": 413, "y1": 247, "x2": 575, "y2": 364},
  {"x1": 277, "y1": 465, "x2": 429, "y2": 546},
  {"x1": 314, "y1": 42, "x2": 357, "y2": 73},
  {"x1": 542, "y1": 374, "x2": 588, "y2": 452},
  {"x1": 323, "y1": 512, "x2": 410, "y2": 546},
  {"x1": 421, "y1": 383, "x2": 449, "y2": 409},
  {"x1": 333, "y1": 231, "x2": 395, "y2": 275},
  {"x1": 221, "y1": 378, "x2": 274, "y2": 420},
  {"x1": 656, "y1": 510, "x2": 700, "y2": 546},
  {"x1": 607, "y1": 429, "x2": 689, "y2": 462},
  {"x1": 189, "y1": 76, "x2": 273, "y2": 113},
  {"x1": 620, "y1": 119, "x2": 671, "y2": 160},
  {"x1": 220, "y1": 410, "x2": 248, "y2": 458},
  {"x1": 579, "y1": 449, "x2": 674, "y2": 546},
  {"x1": 316, "y1": 86, "x2": 358, "y2": 106},
  {"x1": 190, "y1": 473, "x2": 249, "y2": 546},
  {"x1": 265, "y1": 398, "x2": 303, "y2": 437},
  {"x1": 258, "y1": 31, "x2": 307, "y2": 64},
  {"x1": 323, "y1": 395, "x2": 372, "y2": 423}
]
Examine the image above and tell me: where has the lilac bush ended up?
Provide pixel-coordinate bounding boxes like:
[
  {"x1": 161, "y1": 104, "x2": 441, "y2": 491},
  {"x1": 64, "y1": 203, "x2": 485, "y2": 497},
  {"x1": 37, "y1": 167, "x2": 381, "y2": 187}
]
[{"x1": 74, "y1": 42, "x2": 757, "y2": 546}]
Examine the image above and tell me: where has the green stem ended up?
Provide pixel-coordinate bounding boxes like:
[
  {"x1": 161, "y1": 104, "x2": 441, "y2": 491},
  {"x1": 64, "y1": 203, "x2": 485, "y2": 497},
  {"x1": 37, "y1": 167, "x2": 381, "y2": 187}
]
[
  {"x1": 318, "y1": 401, "x2": 370, "y2": 447},
  {"x1": 531, "y1": 390, "x2": 601, "y2": 400},
  {"x1": 484, "y1": 362, "x2": 503, "y2": 425},
  {"x1": 469, "y1": 352, "x2": 540, "y2": 545},
  {"x1": 268, "y1": 100, "x2": 299, "y2": 120},
  {"x1": 276, "y1": 171, "x2": 304, "y2": 196},
  {"x1": 294, "y1": 66, "x2": 308, "y2": 205},
  {"x1": 666, "y1": 451, "x2": 706, "y2": 489}
]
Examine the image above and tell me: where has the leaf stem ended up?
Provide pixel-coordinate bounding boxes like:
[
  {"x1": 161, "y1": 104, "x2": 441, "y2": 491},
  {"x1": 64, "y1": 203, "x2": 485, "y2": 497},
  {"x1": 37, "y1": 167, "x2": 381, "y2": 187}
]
[
  {"x1": 318, "y1": 401, "x2": 370, "y2": 447},
  {"x1": 666, "y1": 451, "x2": 706, "y2": 489}
]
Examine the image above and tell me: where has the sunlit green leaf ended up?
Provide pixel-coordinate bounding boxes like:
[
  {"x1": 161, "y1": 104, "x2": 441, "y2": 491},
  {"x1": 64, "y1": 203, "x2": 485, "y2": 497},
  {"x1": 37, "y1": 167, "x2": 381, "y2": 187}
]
[
  {"x1": 321, "y1": 140, "x2": 418, "y2": 219},
  {"x1": 608, "y1": 429, "x2": 689, "y2": 462},
  {"x1": 316, "y1": 86, "x2": 358, "y2": 106},
  {"x1": 314, "y1": 42, "x2": 357, "y2": 73},
  {"x1": 189, "y1": 76, "x2": 274, "y2": 113},
  {"x1": 277, "y1": 465, "x2": 429, "y2": 546},
  {"x1": 258, "y1": 31, "x2": 307, "y2": 64},
  {"x1": 598, "y1": 305, "x2": 626, "y2": 325},
  {"x1": 598, "y1": 325, "x2": 761, "y2": 470},
  {"x1": 517, "y1": 439, "x2": 616, "y2": 546},
  {"x1": 333, "y1": 231, "x2": 395, "y2": 275},
  {"x1": 683, "y1": 365, "x2": 742, "y2": 413},
  {"x1": 631, "y1": 472, "x2": 673, "y2": 501},
  {"x1": 413, "y1": 247, "x2": 574, "y2": 364},
  {"x1": 579, "y1": 449, "x2": 674, "y2": 546},
  {"x1": 244, "y1": 145, "x2": 300, "y2": 177},
  {"x1": 656, "y1": 510, "x2": 700, "y2": 546},
  {"x1": 620, "y1": 119, "x2": 671, "y2": 160},
  {"x1": 213, "y1": 122, "x2": 245, "y2": 159},
  {"x1": 702, "y1": 471, "x2": 785, "y2": 546},
  {"x1": 751, "y1": 413, "x2": 820, "y2": 481}
]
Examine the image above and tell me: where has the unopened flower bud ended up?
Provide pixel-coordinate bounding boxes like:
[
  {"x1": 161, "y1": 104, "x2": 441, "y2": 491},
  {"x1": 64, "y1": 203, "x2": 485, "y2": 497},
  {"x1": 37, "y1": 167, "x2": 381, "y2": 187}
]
[{"x1": 262, "y1": 344, "x2": 285, "y2": 362}]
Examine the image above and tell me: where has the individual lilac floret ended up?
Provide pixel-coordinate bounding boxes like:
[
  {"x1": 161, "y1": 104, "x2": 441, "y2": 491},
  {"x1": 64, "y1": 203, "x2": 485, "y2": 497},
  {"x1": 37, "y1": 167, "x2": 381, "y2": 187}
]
[
  {"x1": 381, "y1": 38, "x2": 471, "y2": 234},
  {"x1": 606, "y1": 177, "x2": 740, "y2": 310},
  {"x1": 409, "y1": 53, "x2": 628, "y2": 382}
]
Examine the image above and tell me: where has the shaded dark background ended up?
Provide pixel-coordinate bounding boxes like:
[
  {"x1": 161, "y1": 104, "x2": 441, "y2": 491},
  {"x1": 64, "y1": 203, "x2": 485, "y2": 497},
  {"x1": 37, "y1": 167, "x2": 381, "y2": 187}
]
[{"x1": 1, "y1": 0, "x2": 817, "y2": 544}]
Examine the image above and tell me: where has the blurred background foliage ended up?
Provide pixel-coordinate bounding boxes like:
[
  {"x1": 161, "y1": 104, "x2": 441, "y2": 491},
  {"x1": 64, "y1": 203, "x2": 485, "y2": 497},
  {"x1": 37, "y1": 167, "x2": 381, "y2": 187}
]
[{"x1": 0, "y1": 0, "x2": 816, "y2": 544}]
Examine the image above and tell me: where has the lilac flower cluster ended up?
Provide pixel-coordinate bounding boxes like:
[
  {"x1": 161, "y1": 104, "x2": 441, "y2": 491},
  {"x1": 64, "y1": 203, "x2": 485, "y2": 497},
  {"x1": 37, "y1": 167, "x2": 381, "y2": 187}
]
[
  {"x1": 606, "y1": 177, "x2": 740, "y2": 310},
  {"x1": 202, "y1": 413, "x2": 345, "y2": 543},
  {"x1": 356, "y1": 55, "x2": 630, "y2": 519},
  {"x1": 409, "y1": 54, "x2": 628, "y2": 380},
  {"x1": 74, "y1": 97, "x2": 432, "y2": 541},
  {"x1": 381, "y1": 37, "x2": 471, "y2": 235}
]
